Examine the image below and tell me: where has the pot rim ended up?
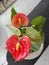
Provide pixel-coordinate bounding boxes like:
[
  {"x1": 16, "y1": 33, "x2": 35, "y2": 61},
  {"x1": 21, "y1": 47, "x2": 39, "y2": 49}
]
[{"x1": 25, "y1": 43, "x2": 44, "y2": 59}]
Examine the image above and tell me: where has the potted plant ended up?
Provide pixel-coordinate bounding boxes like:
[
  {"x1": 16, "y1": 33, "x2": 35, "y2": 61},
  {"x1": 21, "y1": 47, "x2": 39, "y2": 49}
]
[{"x1": 6, "y1": 8, "x2": 46, "y2": 61}]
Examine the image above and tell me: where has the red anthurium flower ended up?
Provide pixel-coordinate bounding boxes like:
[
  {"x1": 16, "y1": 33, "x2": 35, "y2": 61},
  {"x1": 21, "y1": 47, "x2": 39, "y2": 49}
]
[
  {"x1": 12, "y1": 13, "x2": 29, "y2": 28},
  {"x1": 6, "y1": 35, "x2": 31, "y2": 61}
]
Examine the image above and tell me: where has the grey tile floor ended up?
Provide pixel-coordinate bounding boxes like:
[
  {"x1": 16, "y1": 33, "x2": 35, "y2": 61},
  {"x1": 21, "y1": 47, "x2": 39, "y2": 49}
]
[
  {"x1": 35, "y1": 46, "x2": 49, "y2": 65},
  {"x1": 0, "y1": 0, "x2": 17, "y2": 14},
  {"x1": 0, "y1": 0, "x2": 41, "y2": 65}
]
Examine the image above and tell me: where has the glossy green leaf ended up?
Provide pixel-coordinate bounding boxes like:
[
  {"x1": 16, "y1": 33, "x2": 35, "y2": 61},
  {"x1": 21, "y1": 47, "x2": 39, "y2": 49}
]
[
  {"x1": 11, "y1": 7, "x2": 17, "y2": 20},
  {"x1": 25, "y1": 27, "x2": 43, "y2": 43},
  {"x1": 31, "y1": 16, "x2": 46, "y2": 31},
  {"x1": 30, "y1": 41, "x2": 41, "y2": 51},
  {"x1": 6, "y1": 25, "x2": 21, "y2": 36}
]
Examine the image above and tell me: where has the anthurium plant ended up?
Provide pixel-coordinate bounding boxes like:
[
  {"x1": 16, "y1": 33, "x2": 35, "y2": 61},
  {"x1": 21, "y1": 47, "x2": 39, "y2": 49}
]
[{"x1": 6, "y1": 8, "x2": 46, "y2": 61}]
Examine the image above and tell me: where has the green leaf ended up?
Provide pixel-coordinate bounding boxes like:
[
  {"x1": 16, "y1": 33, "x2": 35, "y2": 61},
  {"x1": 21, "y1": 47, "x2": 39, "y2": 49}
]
[
  {"x1": 31, "y1": 16, "x2": 46, "y2": 31},
  {"x1": 6, "y1": 25, "x2": 21, "y2": 36},
  {"x1": 25, "y1": 27, "x2": 43, "y2": 43},
  {"x1": 30, "y1": 41, "x2": 41, "y2": 51},
  {"x1": 11, "y1": 7, "x2": 17, "y2": 20},
  {"x1": 38, "y1": 30, "x2": 45, "y2": 42}
]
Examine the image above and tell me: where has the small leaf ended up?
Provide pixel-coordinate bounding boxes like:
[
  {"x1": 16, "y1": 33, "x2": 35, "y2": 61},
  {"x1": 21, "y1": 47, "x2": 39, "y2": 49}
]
[
  {"x1": 31, "y1": 16, "x2": 46, "y2": 31},
  {"x1": 21, "y1": 27, "x2": 26, "y2": 34},
  {"x1": 30, "y1": 41, "x2": 41, "y2": 51},
  {"x1": 6, "y1": 25, "x2": 21, "y2": 36},
  {"x1": 11, "y1": 7, "x2": 17, "y2": 20},
  {"x1": 25, "y1": 27, "x2": 43, "y2": 43}
]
